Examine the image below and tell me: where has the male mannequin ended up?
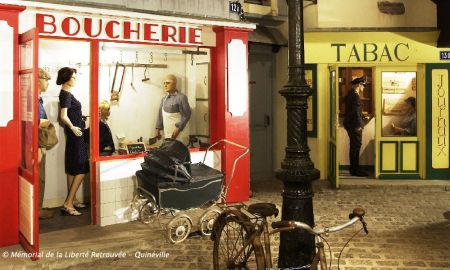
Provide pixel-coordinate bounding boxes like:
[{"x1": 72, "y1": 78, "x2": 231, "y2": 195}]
[
  {"x1": 155, "y1": 74, "x2": 191, "y2": 144},
  {"x1": 38, "y1": 68, "x2": 54, "y2": 219},
  {"x1": 343, "y1": 76, "x2": 368, "y2": 177}
]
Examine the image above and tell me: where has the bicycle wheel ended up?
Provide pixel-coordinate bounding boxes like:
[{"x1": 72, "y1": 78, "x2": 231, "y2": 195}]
[{"x1": 213, "y1": 215, "x2": 265, "y2": 270}]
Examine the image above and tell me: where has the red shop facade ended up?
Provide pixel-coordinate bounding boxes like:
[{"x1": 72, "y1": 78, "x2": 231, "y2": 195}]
[{"x1": 0, "y1": 2, "x2": 254, "y2": 256}]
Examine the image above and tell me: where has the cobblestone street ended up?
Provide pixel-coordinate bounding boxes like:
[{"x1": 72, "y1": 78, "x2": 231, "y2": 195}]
[{"x1": 1, "y1": 179, "x2": 449, "y2": 270}]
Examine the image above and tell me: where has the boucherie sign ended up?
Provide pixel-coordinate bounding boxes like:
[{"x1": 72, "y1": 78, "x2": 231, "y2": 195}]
[{"x1": 36, "y1": 13, "x2": 202, "y2": 45}]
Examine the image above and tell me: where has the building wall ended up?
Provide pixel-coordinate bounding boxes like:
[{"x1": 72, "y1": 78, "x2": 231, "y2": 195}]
[
  {"x1": 304, "y1": 0, "x2": 436, "y2": 29},
  {"x1": 271, "y1": 0, "x2": 437, "y2": 180},
  {"x1": 26, "y1": 0, "x2": 243, "y2": 20}
]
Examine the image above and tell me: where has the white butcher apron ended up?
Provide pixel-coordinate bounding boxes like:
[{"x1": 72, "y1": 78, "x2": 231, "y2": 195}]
[{"x1": 162, "y1": 96, "x2": 189, "y2": 145}]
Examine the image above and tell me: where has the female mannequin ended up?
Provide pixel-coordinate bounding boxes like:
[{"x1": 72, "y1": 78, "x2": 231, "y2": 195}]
[
  {"x1": 58, "y1": 67, "x2": 89, "y2": 216},
  {"x1": 99, "y1": 100, "x2": 115, "y2": 156}
]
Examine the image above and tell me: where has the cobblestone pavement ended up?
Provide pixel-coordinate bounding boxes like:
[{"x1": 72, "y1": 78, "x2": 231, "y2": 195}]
[{"x1": 1, "y1": 179, "x2": 449, "y2": 270}]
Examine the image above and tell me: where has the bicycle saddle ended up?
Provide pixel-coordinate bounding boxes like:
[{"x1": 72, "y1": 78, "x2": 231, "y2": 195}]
[{"x1": 247, "y1": 203, "x2": 279, "y2": 218}]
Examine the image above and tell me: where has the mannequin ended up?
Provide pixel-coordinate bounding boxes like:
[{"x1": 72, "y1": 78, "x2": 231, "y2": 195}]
[
  {"x1": 344, "y1": 76, "x2": 368, "y2": 177},
  {"x1": 37, "y1": 68, "x2": 54, "y2": 219},
  {"x1": 99, "y1": 100, "x2": 115, "y2": 156},
  {"x1": 391, "y1": 97, "x2": 416, "y2": 136},
  {"x1": 58, "y1": 67, "x2": 89, "y2": 216},
  {"x1": 155, "y1": 74, "x2": 191, "y2": 145}
]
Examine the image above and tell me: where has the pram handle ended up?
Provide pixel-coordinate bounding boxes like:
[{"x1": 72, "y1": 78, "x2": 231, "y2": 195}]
[
  {"x1": 202, "y1": 139, "x2": 249, "y2": 199},
  {"x1": 203, "y1": 139, "x2": 247, "y2": 159}
]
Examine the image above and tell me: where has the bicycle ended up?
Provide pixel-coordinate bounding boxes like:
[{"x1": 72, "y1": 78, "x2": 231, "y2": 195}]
[{"x1": 212, "y1": 203, "x2": 368, "y2": 270}]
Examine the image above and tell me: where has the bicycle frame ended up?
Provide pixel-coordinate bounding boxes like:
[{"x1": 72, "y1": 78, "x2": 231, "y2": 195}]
[
  {"x1": 228, "y1": 217, "x2": 265, "y2": 266},
  {"x1": 214, "y1": 204, "x2": 367, "y2": 270},
  {"x1": 269, "y1": 214, "x2": 367, "y2": 270}
]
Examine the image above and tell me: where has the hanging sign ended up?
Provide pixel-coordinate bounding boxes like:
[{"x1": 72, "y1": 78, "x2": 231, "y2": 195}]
[
  {"x1": 431, "y1": 69, "x2": 449, "y2": 169},
  {"x1": 36, "y1": 13, "x2": 202, "y2": 45}
]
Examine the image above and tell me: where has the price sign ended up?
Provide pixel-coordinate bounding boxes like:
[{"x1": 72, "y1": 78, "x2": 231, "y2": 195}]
[{"x1": 126, "y1": 143, "x2": 146, "y2": 154}]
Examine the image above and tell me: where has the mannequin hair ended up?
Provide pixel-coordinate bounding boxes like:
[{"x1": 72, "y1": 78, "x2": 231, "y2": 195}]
[{"x1": 56, "y1": 67, "x2": 77, "y2": 85}]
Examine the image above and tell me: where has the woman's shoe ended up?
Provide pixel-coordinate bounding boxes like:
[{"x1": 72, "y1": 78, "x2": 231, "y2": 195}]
[
  {"x1": 60, "y1": 206, "x2": 82, "y2": 216},
  {"x1": 73, "y1": 202, "x2": 87, "y2": 209}
]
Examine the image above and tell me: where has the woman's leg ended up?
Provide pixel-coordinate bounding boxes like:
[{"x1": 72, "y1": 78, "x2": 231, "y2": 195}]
[
  {"x1": 66, "y1": 174, "x2": 74, "y2": 193},
  {"x1": 64, "y1": 173, "x2": 85, "y2": 209},
  {"x1": 67, "y1": 174, "x2": 81, "y2": 204}
]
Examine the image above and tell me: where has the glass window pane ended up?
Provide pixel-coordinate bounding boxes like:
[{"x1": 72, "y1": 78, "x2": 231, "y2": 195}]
[
  {"x1": 99, "y1": 43, "x2": 210, "y2": 155},
  {"x1": 20, "y1": 40, "x2": 33, "y2": 70},
  {"x1": 381, "y1": 72, "x2": 417, "y2": 137},
  {"x1": 20, "y1": 73, "x2": 34, "y2": 172}
]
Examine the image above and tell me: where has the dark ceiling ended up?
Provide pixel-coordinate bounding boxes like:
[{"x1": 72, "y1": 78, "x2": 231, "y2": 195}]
[{"x1": 432, "y1": 0, "x2": 450, "y2": 47}]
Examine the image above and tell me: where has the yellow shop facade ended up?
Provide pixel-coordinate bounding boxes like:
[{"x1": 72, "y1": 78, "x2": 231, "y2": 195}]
[{"x1": 292, "y1": 31, "x2": 449, "y2": 186}]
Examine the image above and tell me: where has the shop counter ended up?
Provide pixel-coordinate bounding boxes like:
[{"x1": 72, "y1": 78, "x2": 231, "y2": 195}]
[{"x1": 96, "y1": 149, "x2": 221, "y2": 226}]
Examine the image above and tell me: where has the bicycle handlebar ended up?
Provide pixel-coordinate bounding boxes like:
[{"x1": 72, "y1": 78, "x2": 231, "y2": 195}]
[{"x1": 271, "y1": 208, "x2": 368, "y2": 235}]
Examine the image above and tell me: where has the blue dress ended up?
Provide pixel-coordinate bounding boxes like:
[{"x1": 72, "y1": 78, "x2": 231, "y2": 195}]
[{"x1": 59, "y1": 90, "x2": 89, "y2": 175}]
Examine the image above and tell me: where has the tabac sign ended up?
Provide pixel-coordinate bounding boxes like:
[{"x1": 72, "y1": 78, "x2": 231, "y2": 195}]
[
  {"x1": 36, "y1": 13, "x2": 202, "y2": 45},
  {"x1": 331, "y1": 43, "x2": 410, "y2": 62},
  {"x1": 303, "y1": 32, "x2": 449, "y2": 64}
]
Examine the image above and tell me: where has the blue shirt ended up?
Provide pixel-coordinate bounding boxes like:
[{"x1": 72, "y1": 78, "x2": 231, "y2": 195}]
[{"x1": 38, "y1": 97, "x2": 48, "y2": 120}]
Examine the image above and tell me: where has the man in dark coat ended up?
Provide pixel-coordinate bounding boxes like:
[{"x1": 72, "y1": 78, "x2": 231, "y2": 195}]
[{"x1": 344, "y1": 76, "x2": 368, "y2": 177}]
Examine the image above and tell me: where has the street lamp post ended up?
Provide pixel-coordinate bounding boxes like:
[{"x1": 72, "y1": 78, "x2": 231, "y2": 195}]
[{"x1": 277, "y1": 0, "x2": 320, "y2": 267}]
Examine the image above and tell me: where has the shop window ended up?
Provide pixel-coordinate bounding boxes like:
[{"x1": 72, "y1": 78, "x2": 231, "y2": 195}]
[
  {"x1": 98, "y1": 43, "x2": 210, "y2": 156},
  {"x1": 306, "y1": 64, "x2": 317, "y2": 137},
  {"x1": 338, "y1": 67, "x2": 373, "y2": 119},
  {"x1": 381, "y1": 71, "x2": 417, "y2": 137}
]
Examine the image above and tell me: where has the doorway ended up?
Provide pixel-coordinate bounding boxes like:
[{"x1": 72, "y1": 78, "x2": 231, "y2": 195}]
[
  {"x1": 337, "y1": 67, "x2": 375, "y2": 179},
  {"x1": 248, "y1": 44, "x2": 274, "y2": 181},
  {"x1": 38, "y1": 39, "x2": 92, "y2": 233}
]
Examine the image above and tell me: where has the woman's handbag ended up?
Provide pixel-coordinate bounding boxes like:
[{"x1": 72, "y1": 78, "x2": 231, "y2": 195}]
[{"x1": 38, "y1": 122, "x2": 59, "y2": 149}]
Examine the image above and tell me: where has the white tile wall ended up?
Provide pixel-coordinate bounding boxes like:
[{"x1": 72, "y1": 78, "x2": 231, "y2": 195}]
[
  {"x1": 98, "y1": 158, "x2": 142, "y2": 226},
  {"x1": 97, "y1": 150, "x2": 220, "y2": 226}
]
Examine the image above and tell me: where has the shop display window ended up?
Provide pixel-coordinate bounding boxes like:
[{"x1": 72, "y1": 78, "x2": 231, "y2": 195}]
[
  {"x1": 305, "y1": 64, "x2": 317, "y2": 137},
  {"x1": 98, "y1": 42, "x2": 211, "y2": 156},
  {"x1": 381, "y1": 71, "x2": 417, "y2": 137}
]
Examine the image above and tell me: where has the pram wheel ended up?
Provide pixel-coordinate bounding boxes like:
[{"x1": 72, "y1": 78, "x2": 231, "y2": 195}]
[
  {"x1": 199, "y1": 209, "x2": 221, "y2": 236},
  {"x1": 167, "y1": 214, "x2": 192, "y2": 244},
  {"x1": 139, "y1": 197, "x2": 159, "y2": 224},
  {"x1": 131, "y1": 195, "x2": 144, "y2": 212}
]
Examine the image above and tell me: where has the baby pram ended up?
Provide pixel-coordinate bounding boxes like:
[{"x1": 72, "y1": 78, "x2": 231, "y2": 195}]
[{"x1": 134, "y1": 138, "x2": 249, "y2": 243}]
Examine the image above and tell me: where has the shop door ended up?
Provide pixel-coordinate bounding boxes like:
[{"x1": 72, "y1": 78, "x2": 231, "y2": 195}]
[
  {"x1": 328, "y1": 65, "x2": 340, "y2": 188},
  {"x1": 375, "y1": 66, "x2": 419, "y2": 179},
  {"x1": 426, "y1": 64, "x2": 450, "y2": 179},
  {"x1": 249, "y1": 45, "x2": 273, "y2": 180},
  {"x1": 18, "y1": 28, "x2": 39, "y2": 258}
]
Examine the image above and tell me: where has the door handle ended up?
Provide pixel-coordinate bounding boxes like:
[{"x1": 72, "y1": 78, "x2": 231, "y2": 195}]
[{"x1": 265, "y1": 115, "x2": 270, "y2": 127}]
